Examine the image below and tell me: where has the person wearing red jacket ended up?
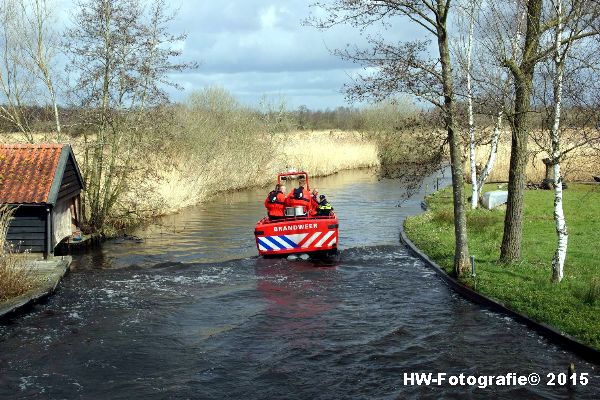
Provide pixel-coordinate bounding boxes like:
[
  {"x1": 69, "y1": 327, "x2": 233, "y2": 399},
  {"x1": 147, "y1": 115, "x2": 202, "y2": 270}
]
[
  {"x1": 309, "y1": 188, "x2": 319, "y2": 216},
  {"x1": 286, "y1": 183, "x2": 311, "y2": 215},
  {"x1": 264, "y1": 184, "x2": 286, "y2": 220}
]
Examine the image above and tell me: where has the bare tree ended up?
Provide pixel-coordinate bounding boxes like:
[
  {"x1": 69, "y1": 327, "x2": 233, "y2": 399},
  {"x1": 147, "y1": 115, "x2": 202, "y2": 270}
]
[
  {"x1": 482, "y1": 0, "x2": 600, "y2": 263},
  {"x1": 528, "y1": 1, "x2": 600, "y2": 282},
  {"x1": 0, "y1": 0, "x2": 62, "y2": 141},
  {"x1": 0, "y1": 0, "x2": 34, "y2": 141},
  {"x1": 19, "y1": 0, "x2": 62, "y2": 140},
  {"x1": 310, "y1": 0, "x2": 471, "y2": 276},
  {"x1": 66, "y1": 0, "x2": 194, "y2": 232},
  {"x1": 463, "y1": 0, "x2": 481, "y2": 209},
  {"x1": 548, "y1": 0, "x2": 568, "y2": 282},
  {"x1": 454, "y1": 0, "x2": 519, "y2": 205}
]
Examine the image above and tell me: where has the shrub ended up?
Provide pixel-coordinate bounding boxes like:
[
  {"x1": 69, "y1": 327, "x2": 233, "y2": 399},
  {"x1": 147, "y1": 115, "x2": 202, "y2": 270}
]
[
  {"x1": 0, "y1": 206, "x2": 37, "y2": 302},
  {"x1": 583, "y1": 278, "x2": 600, "y2": 306}
]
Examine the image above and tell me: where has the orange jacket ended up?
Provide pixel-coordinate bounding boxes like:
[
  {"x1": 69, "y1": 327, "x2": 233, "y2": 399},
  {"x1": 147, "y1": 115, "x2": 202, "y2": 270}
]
[
  {"x1": 286, "y1": 187, "x2": 311, "y2": 211},
  {"x1": 264, "y1": 191, "x2": 286, "y2": 217}
]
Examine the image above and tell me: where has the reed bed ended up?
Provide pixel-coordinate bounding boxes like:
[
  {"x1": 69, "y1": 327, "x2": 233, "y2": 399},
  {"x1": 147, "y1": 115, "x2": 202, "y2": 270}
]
[
  {"x1": 143, "y1": 130, "x2": 379, "y2": 214},
  {"x1": 474, "y1": 130, "x2": 600, "y2": 183}
]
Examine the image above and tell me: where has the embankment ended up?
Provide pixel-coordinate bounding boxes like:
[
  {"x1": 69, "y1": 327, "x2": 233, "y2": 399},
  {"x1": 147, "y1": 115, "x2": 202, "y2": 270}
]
[
  {"x1": 403, "y1": 184, "x2": 600, "y2": 352},
  {"x1": 0, "y1": 257, "x2": 71, "y2": 319}
]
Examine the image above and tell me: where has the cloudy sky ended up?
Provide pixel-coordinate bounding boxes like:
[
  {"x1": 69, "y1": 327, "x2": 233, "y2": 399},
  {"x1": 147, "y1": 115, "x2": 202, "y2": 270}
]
[{"x1": 154, "y1": 1, "x2": 420, "y2": 110}]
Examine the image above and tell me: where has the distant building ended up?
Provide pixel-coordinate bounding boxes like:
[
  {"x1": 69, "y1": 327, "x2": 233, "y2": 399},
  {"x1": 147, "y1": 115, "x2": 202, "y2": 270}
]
[{"x1": 0, "y1": 144, "x2": 85, "y2": 257}]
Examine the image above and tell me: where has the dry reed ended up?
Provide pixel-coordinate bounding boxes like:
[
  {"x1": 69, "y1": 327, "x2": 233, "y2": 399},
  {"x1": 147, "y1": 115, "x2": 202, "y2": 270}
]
[
  {"x1": 473, "y1": 130, "x2": 600, "y2": 183},
  {"x1": 143, "y1": 130, "x2": 379, "y2": 214},
  {"x1": 0, "y1": 205, "x2": 37, "y2": 302}
]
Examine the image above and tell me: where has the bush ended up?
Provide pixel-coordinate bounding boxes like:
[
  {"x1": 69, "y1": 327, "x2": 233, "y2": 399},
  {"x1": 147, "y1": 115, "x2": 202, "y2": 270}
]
[
  {"x1": 0, "y1": 206, "x2": 37, "y2": 302},
  {"x1": 583, "y1": 278, "x2": 600, "y2": 306}
]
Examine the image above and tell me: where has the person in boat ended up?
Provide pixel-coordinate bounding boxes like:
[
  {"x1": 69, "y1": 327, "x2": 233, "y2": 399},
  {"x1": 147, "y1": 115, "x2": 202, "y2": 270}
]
[
  {"x1": 316, "y1": 194, "x2": 333, "y2": 216},
  {"x1": 286, "y1": 182, "x2": 311, "y2": 214},
  {"x1": 264, "y1": 184, "x2": 286, "y2": 220},
  {"x1": 309, "y1": 188, "x2": 319, "y2": 216}
]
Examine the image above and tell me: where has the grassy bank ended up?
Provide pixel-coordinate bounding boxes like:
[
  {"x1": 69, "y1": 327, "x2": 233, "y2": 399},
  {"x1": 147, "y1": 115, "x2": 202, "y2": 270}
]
[{"x1": 404, "y1": 184, "x2": 600, "y2": 350}]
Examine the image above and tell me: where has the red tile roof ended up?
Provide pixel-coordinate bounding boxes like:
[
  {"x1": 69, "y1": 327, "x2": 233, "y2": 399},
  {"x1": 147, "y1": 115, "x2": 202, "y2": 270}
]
[{"x1": 0, "y1": 144, "x2": 64, "y2": 204}]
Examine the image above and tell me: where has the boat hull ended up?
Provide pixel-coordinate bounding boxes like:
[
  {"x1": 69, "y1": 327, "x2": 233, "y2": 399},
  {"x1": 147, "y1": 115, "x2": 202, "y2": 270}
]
[{"x1": 254, "y1": 215, "x2": 338, "y2": 256}]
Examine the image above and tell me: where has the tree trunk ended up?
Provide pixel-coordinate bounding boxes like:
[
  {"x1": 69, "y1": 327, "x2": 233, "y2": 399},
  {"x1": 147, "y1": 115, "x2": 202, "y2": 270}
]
[
  {"x1": 466, "y1": 2, "x2": 478, "y2": 209},
  {"x1": 551, "y1": 161, "x2": 567, "y2": 282},
  {"x1": 500, "y1": 75, "x2": 531, "y2": 262},
  {"x1": 500, "y1": 0, "x2": 542, "y2": 263},
  {"x1": 438, "y1": 18, "x2": 471, "y2": 277},
  {"x1": 551, "y1": 0, "x2": 567, "y2": 283}
]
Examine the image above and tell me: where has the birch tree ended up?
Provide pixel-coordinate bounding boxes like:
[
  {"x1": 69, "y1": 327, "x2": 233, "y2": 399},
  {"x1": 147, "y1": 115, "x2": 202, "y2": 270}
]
[
  {"x1": 450, "y1": 0, "x2": 509, "y2": 207},
  {"x1": 480, "y1": 0, "x2": 600, "y2": 263},
  {"x1": 531, "y1": 1, "x2": 600, "y2": 282},
  {"x1": 464, "y1": 0, "x2": 480, "y2": 209},
  {"x1": 310, "y1": 0, "x2": 471, "y2": 277},
  {"x1": 475, "y1": 109, "x2": 503, "y2": 198},
  {"x1": 548, "y1": 0, "x2": 568, "y2": 282},
  {"x1": 473, "y1": 1, "x2": 527, "y2": 201}
]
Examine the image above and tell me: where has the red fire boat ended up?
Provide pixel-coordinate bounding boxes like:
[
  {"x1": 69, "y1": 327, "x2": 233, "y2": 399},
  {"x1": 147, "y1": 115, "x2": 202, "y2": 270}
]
[{"x1": 254, "y1": 171, "x2": 339, "y2": 257}]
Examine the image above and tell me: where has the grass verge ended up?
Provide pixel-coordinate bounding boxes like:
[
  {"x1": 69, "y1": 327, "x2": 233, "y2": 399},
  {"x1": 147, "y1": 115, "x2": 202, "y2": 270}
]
[{"x1": 404, "y1": 183, "x2": 600, "y2": 350}]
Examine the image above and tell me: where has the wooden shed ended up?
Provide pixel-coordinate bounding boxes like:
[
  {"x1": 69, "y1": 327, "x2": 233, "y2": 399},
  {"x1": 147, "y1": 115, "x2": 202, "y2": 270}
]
[{"x1": 0, "y1": 144, "x2": 85, "y2": 257}]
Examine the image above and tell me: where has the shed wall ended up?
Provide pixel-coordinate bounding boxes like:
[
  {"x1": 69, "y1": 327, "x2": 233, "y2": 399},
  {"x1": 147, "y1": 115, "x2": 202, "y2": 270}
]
[
  {"x1": 5, "y1": 206, "x2": 47, "y2": 253},
  {"x1": 57, "y1": 156, "x2": 82, "y2": 202}
]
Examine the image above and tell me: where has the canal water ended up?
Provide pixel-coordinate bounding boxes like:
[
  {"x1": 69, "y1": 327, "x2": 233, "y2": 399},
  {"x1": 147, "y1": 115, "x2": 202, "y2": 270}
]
[{"x1": 0, "y1": 169, "x2": 598, "y2": 399}]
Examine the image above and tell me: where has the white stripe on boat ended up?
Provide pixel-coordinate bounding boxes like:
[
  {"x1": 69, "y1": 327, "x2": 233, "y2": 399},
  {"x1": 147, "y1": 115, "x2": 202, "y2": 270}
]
[
  {"x1": 302, "y1": 232, "x2": 321, "y2": 248},
  {"x1": 271, "y1": 236, "x2": 292, "y2": 249},
  {"x1": 315, "y1": 231, "x2": 334, "y2": 247}
]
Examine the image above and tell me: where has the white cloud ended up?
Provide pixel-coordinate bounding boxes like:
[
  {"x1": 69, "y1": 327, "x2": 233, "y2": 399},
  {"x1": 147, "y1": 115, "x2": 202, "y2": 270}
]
[
  {"x1": 167, "y1": 67, "x2": 370, "y2": 110},
  {"x1": 54, "y1": 0, "x2": 427, "y2": 109},
  {"x1": 259, "y1": 5, "x2": 278, "y2": 29}
]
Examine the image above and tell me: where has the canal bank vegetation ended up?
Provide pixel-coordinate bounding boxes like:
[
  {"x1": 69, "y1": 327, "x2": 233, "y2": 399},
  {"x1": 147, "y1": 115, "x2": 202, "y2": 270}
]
[
  {"x1": 470, "y1": 131, "x2": 600, "y2": 184},
  {"x1": 132, "y1": 91, "x2": 381, "y2": 218},
  {"x1": 310, "y1": 0, "x2": 600, "y2": 286},
  {"x1": 0, "y1": 89, "x2": 383, "y2": 233},
  {"x1": 0, "y1": 206, "x2": 38, "y2": 302},
  {"x1": 404, "y1": 184, "x2": 600, "y2": 349}
]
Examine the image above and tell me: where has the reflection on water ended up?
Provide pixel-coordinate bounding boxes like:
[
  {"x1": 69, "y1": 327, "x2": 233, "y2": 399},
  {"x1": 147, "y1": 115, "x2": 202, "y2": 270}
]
[{"x1": 1, "y1": 168, "x2": 598, "y2": 399}]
